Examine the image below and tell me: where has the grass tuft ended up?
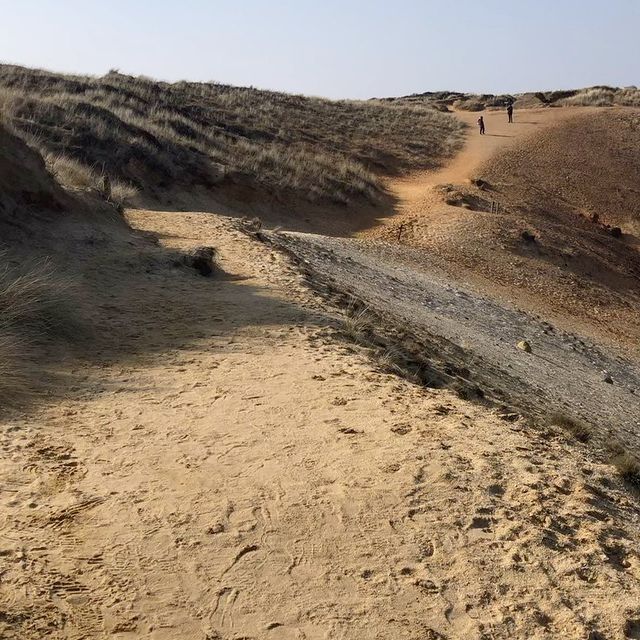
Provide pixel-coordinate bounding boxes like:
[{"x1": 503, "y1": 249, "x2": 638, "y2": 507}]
[
  {"x1": 342, "y1": 304, "x2": 373, "y2": 344},
  {"x1": 44, "y1": 152, "x2": 138, "y2": 208},
  {"x1": 611, "y1": 452, "x2": 640, "y2": 485},
  {"x1": 549, "y1": 413, "x2": 592, "y2": 443},
  {"x1": 0, "y1": 254, "x2": 78, "y2": 407}
]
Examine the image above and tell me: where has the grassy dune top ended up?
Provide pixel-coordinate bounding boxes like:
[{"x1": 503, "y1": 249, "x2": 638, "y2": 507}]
[
  {"x1": 386, "y1": 86, "x2": 640, "y2": 112},
  {"x1": 0, "y1": 65, "x2": 464, "y2": 205}
]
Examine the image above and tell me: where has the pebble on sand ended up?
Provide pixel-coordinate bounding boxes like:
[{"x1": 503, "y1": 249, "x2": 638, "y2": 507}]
[{"x1": 517, "y1": 340, "x2": 532, "y2": 353}]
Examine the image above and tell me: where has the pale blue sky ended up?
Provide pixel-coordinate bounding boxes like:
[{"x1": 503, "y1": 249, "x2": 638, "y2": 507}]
[{"x1": 1, "y1": 0, "x2": 638, "y2": 99}]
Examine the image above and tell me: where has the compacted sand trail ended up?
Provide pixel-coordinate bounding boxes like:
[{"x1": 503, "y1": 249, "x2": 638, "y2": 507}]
[
  {"x1": 382, "y1": 107, "x2": 586, "y2": 226},
  {"x1": 2, "y1": 210, "x2": 640, "y2": 640}
]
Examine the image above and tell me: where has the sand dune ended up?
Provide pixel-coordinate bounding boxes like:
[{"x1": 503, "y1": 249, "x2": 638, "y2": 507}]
[
  {"x1": 368, "y1": 107, "x2": 640, "y2": 348},
  {"x1": 2, "y1": 102, "x2": 640, "y2": 639},
  {"x1": 1, "y1": 208, "x2": 639, "y2": 639}
]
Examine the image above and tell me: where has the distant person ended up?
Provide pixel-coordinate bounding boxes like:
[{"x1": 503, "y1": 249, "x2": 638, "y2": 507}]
[
  {"x1": 478, "y1": 115, "x2": 485, "y2": 135},
  {"x1": 507, "y1": 102, "x2": 514, "y2": 123}
]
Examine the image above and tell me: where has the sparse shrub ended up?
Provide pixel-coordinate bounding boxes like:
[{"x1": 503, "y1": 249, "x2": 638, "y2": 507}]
[
  {"x1": 109, "y1": 179, "x2": 139, "y2": 208},
  {"x1": 611, "y1": 452, "x2": 640, "y2": 485},
  {"x1": 549, "y1": 413, "x2": 591, "y2": 443},
  {"x1": 342, "y1": 304, "x2": 373, "y2": 344},
  {"x1": 45, "y1": 153, "x2": 100, "y2": 191},
  {"x1": 373, "y1": 347, "x2": 420, "y2": 384},
  {"x1": 0, "y1": 254, "x2": 77, "y2": 406}
]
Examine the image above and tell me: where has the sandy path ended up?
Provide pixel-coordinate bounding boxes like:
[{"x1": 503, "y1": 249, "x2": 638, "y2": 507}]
[
  {"x1": 2, "y1": 211, "x2": 640, "y2": 639},
  {"x1": 380, "y1": 107, "x2": 586, "y2": 228}
]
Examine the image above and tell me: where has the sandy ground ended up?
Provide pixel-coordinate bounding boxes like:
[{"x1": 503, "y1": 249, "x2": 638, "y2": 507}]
[
  {"x1": 262, "y1": 230, "x2": 640, "y2": 447},
  {"x1": 2, "y1": 210, "x2": 640, "y2": 640},
  {"x1": 361, "y1": 106, "x2": 640, "y2": 351},
  {"x1": 2, "y1": 105, "x2": 640, "y2": 640},
  {"x1": 377, "y1": 107, "x2": 586, "y2": 227}
]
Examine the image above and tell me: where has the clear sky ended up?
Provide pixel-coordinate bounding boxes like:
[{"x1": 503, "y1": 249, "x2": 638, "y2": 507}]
[{"x1": 1, "y1": 0, "x2": 638, "y2": 99}]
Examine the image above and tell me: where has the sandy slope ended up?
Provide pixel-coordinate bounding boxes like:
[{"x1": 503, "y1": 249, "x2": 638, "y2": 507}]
[
  {"x1": 379, "y1": 107, "x2": 581, "y2": 227},
  {"x1": 2, "y1": 210, "x2": 640, "y2": 640},
  {"x1": 263, "y1": 230, "x2": 640, "y2": 449},
  {"x1": 364, "y1": 106, "x2": 640, "y2": 349}
]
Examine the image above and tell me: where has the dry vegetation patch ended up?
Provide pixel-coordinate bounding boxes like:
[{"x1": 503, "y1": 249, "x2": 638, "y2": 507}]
[
  {"x1": 0, "y1": 65, "x2": 464, "y2": 206},
  {"x1": 386, "y1": 86, "x2": 640, "y2": 111},
  {"x1": 558, "y1": 86, "x2": 640, "y2": 107},
  {"x1": 611, "y1": 452, "x2": 640, "y2": 486},
  {"x1": 0, "y1": 256, "x2": 78, "y2": 406},
  {"x1": 549, "y1": 413, "x2": 592, "y2": 443}
]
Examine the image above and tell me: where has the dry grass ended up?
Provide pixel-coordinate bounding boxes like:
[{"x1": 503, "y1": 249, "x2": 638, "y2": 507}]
[
  {"x1": 373, "y1": 347, "x2": 425, "y2": 386},
  {"x1": 342, "y1": 304, "x2": 373, "y2": 343},
  {"x1": 389, "y1": 86, "x2": 640, "y2": 111},
  {"x1": 45, "y1": 153, "x2": 100, "y2": 191},
  {"x1": 337, "y1": 301, "x2": 443, "y2": 388},
  {"x1": 611, "y1": 452, "x2": 640, "y2": 485},
  {"x1": 559, "y1": 86, "x2": 640, "y2": 107},
  {"x1": 0, "y1": 64, "x2": 464, "y2": 205},
  {"x1": 546, "y1": 413, "x2": 639, "y2": 486},
  {"x1": 44, "y1": 153, "x2": 138, "y2": 207},
  {"x1": 0, "y1": 254, "x2": 77, "y2": 407},
  {"x1": 108, "y1": 180, "x2": 139, "y2": 209},
  {"x1": 549, "y1": 413, "x2": 592, "y2": 443}
]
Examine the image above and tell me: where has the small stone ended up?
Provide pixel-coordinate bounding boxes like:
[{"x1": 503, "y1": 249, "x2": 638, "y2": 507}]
[
  {"x1": 521, "y1": 230, "x2": 536, "y2": 243},
  {"x1": 609, "y1": 226, "x2": 622, "y2": 238},
  {"x1": 603, "y1": 373, "x2": 613, "y2": 384},
  {"x1": 517, "y1": 340, "x2": 532, "y2": 353}
]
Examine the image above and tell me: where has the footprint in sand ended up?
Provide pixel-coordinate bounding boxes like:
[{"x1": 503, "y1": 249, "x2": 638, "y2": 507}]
[
  {"x1": 468, "y1": 515, "x2": 492, "y2": 532},
  {"x1": 390, "y1": 423, "x2": 412, "y2": 435}
]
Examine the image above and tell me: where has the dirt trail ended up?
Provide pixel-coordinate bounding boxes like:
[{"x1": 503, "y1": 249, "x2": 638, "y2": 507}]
[
  {"x1": 378, "y1": 107, "x2": 588, "y2": 230},
  {"x1": 3, "y1": 211, "x2": 640, "y2": 640}
]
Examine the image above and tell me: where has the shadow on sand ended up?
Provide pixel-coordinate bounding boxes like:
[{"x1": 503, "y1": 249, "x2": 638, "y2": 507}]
[{"x1": 2, "y1": 219, "x2": 335, "y2": 417}]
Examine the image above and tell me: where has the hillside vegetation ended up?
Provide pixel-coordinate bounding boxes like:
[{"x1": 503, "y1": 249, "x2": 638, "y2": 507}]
[
  {"x1": 0, "y1": 65, "x2": 464, "y2": 207},
  {"x1": 386, "y1": 86, "x2": 640, "y2": 112},
  {"x1": 0, "y1": 125, "x2": 84, "y2": 405}
]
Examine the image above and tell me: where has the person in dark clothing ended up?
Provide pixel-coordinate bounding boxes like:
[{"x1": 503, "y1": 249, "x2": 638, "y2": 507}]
[
  {"x1": 507, "y1": 102, "x2": 514, "y2": 123},
  {"x1": 478, "y1": 115, "x2": 485, "y2": 135}
]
